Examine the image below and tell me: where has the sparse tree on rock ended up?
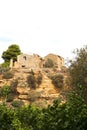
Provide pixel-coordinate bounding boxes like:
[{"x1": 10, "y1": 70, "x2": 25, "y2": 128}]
[{"x1": 2, "y1": 44, "x2": 21, "y2": 67}]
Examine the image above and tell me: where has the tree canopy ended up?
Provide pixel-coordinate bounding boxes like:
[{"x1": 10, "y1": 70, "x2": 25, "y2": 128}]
[
  {"x1": 69, "y1": 45, "x2": 87, "y2": 102},
  {"x1": 0, "y1": 93, "x2": 87, "y2": 130},
  {"x1": 2, "y1": 44, "x2": 21, "y2": 63}
]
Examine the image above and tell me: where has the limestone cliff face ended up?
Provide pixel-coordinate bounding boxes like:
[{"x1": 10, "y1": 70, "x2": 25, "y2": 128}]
[
  {"x1": 0, "y1": 53, "x2": 67, "y2": 107},
  {"x1": 0, "y1": 67, "x2": 68, "y2": 107},
  {"x1": 16, "y1": 71, "x2": 60, "y2": 107}
]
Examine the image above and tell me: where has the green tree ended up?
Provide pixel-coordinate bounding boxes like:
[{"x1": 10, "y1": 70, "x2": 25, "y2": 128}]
[
  {"x1": 0, "y1": 103, "x2": 22, "y2": 130},
  {"x1": 2, "y1": 44, "x2": 21, "y2": 63},
  {"x1": 41, "y1": 91, "x2": 87, "y2": 130},
  {"x1": 0, "y1": 93, "x2": 87, "y2": 130},
  {"x1": 69, "y1": 45, "x2": 87, "y2": 102}
]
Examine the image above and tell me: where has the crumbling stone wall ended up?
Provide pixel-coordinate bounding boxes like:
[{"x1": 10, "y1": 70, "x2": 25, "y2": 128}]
[
  {"x1": 10, "y1": 53, "x2": 64, "y2": 70},
  {"x1": 44, "y1": 53, "x2": 64, "y2": 70},
  {"x1": 10, "y1": 53, "x2": 43, "y2": 69}
]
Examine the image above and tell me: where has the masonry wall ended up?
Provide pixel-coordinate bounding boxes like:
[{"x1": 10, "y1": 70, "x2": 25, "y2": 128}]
[
  {"x1": 10, "y1": 53, "x2": 64, "y2": 70},
  {"x1": 44, "y1": 53, "x2": 64, "y2": 70},
  {"x1": 12, "y1": 53, "x2": 43, "y2": 69}
]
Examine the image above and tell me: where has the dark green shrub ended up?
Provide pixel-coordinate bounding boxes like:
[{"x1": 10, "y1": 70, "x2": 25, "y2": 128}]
[
  {"x1": 11, "y1": 100, "x2": 24, "y2": 108},
  {"x1": 0, "y1": 85, "x2": 10, "y2": 99},
  {"x1": 51, "y1": 74, "x2": 64, "y2": 88},
  {"x1": 0, "y1": 103, "x2": 19, "y2": 130},
  {"x1": 0, "y1": 92, "x2": 87, "y2": 130},
  {"x1": 36, "y1": 74, "x2": 43, "y2": 86},
  {"x1": 3, "y1": 71, "x2": 14, "y2": 79},
  {"x1": 27, "y1": 74, "x2": 36, "y2": 89},
  {"x1": 6, "y1": 93, "x2": 14, "y2": 102},
  {"x1": 44, "y1": 58, "x2": 54, "y2": 68},
  {"x1": 10, "y1": 79, "x2": 18, "y2": 94},
  {"x1": 10, "y1": 79, "x2": 18, "y2": 88}
]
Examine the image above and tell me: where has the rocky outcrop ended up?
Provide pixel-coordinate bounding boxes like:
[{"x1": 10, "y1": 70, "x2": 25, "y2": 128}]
[{"x1": 0, "y1": 53, "x2": 68, "y2": 107}]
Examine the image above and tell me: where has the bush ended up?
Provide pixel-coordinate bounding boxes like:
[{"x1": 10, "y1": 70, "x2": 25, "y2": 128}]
[
  {"x1": 6, "y1": 93, "x2": 14, "y2": 102},
  {"x1": 11, "y1": 100, "x2": 24, "y2": 108},
  {"x1": 0, "y1": 103, "x2": 20, "y2": 130},
  {"x1": 44, "y1": 58, "x2": 54, "y2": 68},
  {"x1": 0, "y1": 92, "x2": 87, "y2": 130},
  {"x1": 10, "y1": 79, "x2": 18, "y2": 87},
  {"x1": 1, "y1": 61, "x2": 10, "y2": 68},
  {"x1": 0, "y1": 85, "x2": 10, "y2": 99},
  {"x1": 51, "y1": 74, "x2": 64, "y2": 88},
  {"x1": 27, "y1": 74, "x2": 36, "y2": 89},
  {"x1": 3, "y1": 71, "x2": 14, "y2": 79},
  {"x1": 28, "y1": 90, "x2": 41, "y2": 102},
  {"x1": 0, "y1": 66, "x2": 10, "y2": 75},
  {"x1": 10, "y1": 79, "x2": 19, "y2": 94},
  {"x1": 36, "y1": 74, "x2": 43, "y2": 86}
]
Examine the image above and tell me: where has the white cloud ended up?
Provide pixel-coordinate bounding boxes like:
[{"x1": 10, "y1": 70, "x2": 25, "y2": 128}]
[{"x1": 0, "y1": 0, "x2": 87, "y2": 63}]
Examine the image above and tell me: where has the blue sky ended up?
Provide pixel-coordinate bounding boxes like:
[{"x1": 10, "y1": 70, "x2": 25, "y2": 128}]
[{"x1": 0, "y1": 0, "x2": 87, "y2": 63}]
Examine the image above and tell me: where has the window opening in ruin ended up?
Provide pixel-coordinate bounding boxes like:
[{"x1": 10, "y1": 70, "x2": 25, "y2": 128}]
[
  {"x1": 22, "y1": 65, "x2": 25, "y2": 68},
  {"x1": 23, "y1": 56, "x2": 26, "y2": 60}
]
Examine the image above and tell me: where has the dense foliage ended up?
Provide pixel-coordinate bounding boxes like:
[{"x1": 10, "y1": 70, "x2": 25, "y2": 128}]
[
  {"x1": 0, "y1": 92, "x2": 87, "y2": 130},
  {"x1": 69, "y1": 45, "x2": 87, "y2": 102}
]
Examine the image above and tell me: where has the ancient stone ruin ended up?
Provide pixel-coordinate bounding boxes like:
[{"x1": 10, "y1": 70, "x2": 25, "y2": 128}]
[
  {"x1": 44, "y1": 53, "x2": 64, "y2": 70},
  {"x1": 10, "y1": 53, "x2": 64, "y2": 70}
]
